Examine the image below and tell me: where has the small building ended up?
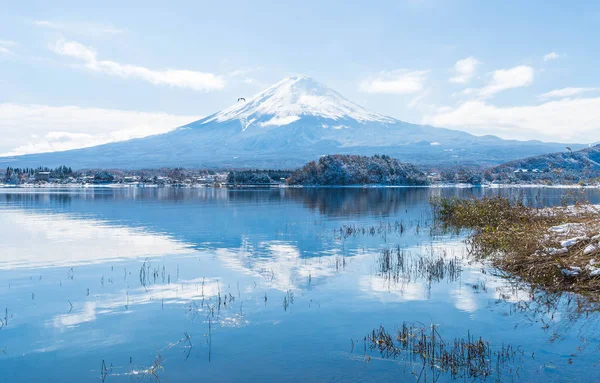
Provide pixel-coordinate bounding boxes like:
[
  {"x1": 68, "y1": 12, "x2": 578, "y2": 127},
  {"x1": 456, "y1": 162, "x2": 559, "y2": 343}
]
[
  {"x1": 123, "y1": 176, "x2": 140, "y2": 183},
  {"x1": 35, "y1": 172, "x2": 51, "y2": 182},
  {"x1": 155, "y1": 176, "x2": 169, "y2": 185}
]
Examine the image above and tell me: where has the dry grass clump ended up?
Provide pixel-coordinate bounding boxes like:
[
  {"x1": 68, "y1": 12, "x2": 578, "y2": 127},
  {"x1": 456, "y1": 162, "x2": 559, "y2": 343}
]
[{"x1": 431, "y1": 196, "x2": 600, "y2": 297}]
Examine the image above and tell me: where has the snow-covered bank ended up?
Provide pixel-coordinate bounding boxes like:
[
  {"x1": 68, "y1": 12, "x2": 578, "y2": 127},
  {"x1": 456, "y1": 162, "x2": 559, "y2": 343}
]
[
  {"x1": 0, "y1": 183, "x2": 212, "y2": 189},
  {"x1": 291, "y1": 183, "x2": 600, "y2": 189},
  {"x1": 433, "y1": 195, "x2": 600, "y2": 297},
  {"x1": 487, "y1": 183, "x2": 600, "y2": 189},
  {"x1": 1, "y1": 182, "x2": 600, "y2": 190}
]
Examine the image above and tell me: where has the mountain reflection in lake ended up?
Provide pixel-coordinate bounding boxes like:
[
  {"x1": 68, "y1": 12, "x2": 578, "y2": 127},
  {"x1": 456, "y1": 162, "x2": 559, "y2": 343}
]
[{"x1": 1, "y1": 187, "x2": 600, "y2": 382}]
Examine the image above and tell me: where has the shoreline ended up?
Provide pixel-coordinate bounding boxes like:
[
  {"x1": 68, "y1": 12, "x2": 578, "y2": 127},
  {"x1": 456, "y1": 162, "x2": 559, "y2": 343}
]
[{"x1": 1, "y1": 182, "x2": 600, "y2": 190}]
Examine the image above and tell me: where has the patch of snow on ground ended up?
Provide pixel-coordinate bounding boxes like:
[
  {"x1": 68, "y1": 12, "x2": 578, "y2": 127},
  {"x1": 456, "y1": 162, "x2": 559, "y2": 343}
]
[
  {"x1": 562, "y1": 267, "x2": 581, "y2": 276},
  {"x1": 561, "y1": 236, "x2": 588, "y2": 248},
  {"x1": 549, "y1": 223, "x2": 585, "y2": 234},
  {"x1": 584, "y1": 244, "x2": 599, "y2": 255},
  {"x1": 586, "y1": 263, "x2": 600, "y2": 276},
  {"x1": 539, "y1": 204, "x2": 600, "y2": 217},
  {"x1": 547, "y1": 247, "x2": 569, "y2": 256}
]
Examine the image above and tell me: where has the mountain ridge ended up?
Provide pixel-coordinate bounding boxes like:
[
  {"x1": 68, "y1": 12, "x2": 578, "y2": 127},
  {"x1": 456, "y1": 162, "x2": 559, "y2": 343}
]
[
  {"x1": 0, "y1": 75, "x2": 586, "y2": 169},
  {"x1": 484, "y1": 144, "x2": 600, "y2": 183}
]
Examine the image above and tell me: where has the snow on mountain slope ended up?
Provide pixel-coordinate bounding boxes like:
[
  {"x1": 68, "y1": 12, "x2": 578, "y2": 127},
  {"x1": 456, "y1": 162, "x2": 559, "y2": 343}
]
[{"x1": 202, "y1": 75, "x2": 395, "y2": 130}]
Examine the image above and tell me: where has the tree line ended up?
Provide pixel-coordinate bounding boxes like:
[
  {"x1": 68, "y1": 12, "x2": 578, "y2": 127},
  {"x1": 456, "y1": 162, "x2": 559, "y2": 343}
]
[
  {"x1": 227, "y1": 170, "x2": 292, "y2": 184},
  {"x1": 3, "y1": 166, "x2": 74, "y2": 183}
]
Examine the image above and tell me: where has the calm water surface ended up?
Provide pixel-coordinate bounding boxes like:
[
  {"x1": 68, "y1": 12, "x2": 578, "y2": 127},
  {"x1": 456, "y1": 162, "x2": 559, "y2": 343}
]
[{"x1": 1, "y1": 187, "x2": 600, "y2": 382}]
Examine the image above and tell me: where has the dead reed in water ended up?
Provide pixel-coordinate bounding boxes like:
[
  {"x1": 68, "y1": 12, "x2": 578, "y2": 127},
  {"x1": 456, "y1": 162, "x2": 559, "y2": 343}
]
[
  {"x1": 367, "y1": 323, "x2": 522, "y2": 381},
  {"x1": 337, "y1": 220, "x2": 406, "y2": 240},
  {"x1": 378, "y1": 246, "x2": 461, "y2": 287}
]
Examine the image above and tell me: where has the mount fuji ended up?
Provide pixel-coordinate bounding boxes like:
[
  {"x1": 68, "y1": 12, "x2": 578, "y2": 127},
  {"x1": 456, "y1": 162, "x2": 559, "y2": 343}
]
[{"x1": 0, "y1": 76, "x2": 582, "y2": 169}]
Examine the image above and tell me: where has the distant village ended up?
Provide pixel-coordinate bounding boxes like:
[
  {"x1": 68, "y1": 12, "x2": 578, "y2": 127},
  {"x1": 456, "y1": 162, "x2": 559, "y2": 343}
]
[
  {"x1": 0, "y1": 166, "x2": 234, "y2": 187},
  {"x1": 0, "y1": 164, "x2": 452, "y2": 188},
  {"x1": 1, "y1": 153, "x2": 599, "y2": 188}
]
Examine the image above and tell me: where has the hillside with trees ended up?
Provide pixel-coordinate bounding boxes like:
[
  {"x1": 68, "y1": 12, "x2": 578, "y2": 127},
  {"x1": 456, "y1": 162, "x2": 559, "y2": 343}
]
[
  {"x1": 287, "y1": 154, "x2": 429, "y2": 186},
  {"x1": 483, "y1": 145, "x2": 600, "y2": 184}
]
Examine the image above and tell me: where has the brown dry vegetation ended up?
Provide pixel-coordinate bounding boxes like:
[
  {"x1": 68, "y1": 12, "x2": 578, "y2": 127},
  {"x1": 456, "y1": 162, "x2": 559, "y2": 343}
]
[{"x1": 431, "y1": 196, "x2": 600, "y2": 297}]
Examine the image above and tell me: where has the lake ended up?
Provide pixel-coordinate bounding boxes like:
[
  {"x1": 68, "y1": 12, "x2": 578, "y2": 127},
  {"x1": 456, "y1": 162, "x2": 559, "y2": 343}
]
[{"x1": 1, "y1": 187, "x2": 600, "y2": 382}]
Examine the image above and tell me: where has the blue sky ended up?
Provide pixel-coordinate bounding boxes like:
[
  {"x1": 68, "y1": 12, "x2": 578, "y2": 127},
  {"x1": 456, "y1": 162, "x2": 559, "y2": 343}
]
[{"x1": 1, "y1": 0, "x2": 599, "y2": 155}]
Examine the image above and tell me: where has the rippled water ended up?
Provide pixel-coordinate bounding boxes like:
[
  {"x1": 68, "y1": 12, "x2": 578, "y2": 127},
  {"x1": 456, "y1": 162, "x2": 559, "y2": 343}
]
[{"x1": 1, "y1": 187, "x2": 600, "y2": 382}]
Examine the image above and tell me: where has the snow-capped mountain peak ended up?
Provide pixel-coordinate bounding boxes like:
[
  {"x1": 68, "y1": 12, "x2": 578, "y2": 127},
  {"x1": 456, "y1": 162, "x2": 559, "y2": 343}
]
[
  {"x1": 0, "y1": 75, "x2": 579, "y2": 170},
  {"x1": 203, "y1": 75, "x2": 396, "y2": 130}
]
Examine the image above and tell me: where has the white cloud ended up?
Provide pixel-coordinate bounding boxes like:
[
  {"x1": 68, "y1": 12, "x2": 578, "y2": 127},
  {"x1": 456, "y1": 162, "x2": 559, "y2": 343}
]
[
  {"x1": 227, "y1": 67, "x2": 264, "y2": 87},
  {"x1": 0, "y1": 103, "x2": 200, "y2": 156},
  {"x1": 449, "y1": 57, "x2": 480, "y2": 84},
  {"x1": 33, "y1": 20, "x2": 124, "y2": 37},
  {"x1": 543, "y1": 52, "x2": 560, "y2": 61},
  {"x1": 539, "y1": 87, "x2": 598, "y2": 99},
  {"x1": 407, "y1": 89, "x2": 431, "y2": 109},
  {"x1": 452, "y1": 66, "x2": 534, "y2": 99},
  {"x1": 0, "y1": 40, "x2": 17, "y2": 55},
  {"x1": 228, "y1": 68, "x2": 257, "y2": 77},
  {"x1": 360, "y1": 70, "x2": 428, "y2": 94},
  {"x1": 478, "y1": 65, "x2": 534, "y2": 97},
  {"x1": 51, "y1": 39, "x2": 225, "y2": 91},
  {"x1": 0, "y1": 40, "x2": 17, "y2": 47},
  {"x1": 423, "y1": 97, "x2": 600, "y2": 143},
  {"x1": 53, "y1": 40, "x2": 96, "y2": 61}
]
